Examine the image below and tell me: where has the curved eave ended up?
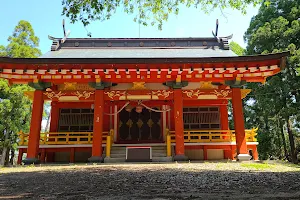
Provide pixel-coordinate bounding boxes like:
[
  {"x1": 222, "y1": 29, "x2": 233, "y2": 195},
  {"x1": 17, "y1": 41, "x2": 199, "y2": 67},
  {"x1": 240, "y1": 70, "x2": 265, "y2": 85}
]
[
  {"x1": 0, "y1": 51, "x2": 289, "y2": 66},
  {"x1": 0, "y1": 52, "x2": 289, "y2": 84}
]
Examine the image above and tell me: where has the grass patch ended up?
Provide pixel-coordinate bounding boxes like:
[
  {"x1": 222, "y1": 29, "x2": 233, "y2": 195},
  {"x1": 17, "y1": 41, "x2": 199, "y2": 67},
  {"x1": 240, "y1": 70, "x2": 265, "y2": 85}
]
[{"x1": 241, "y1": 163, "x2": 275, "y2": 170}]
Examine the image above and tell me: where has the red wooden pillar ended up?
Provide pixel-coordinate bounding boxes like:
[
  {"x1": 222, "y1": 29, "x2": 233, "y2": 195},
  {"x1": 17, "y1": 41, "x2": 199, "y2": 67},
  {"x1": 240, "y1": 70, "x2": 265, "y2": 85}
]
[
  {"x1": 88, "y1": 89, "x2": 104, "y2": 162},
  {"x1": 231, "y1": 88, "x2": 251, "y2": 161},
  {"x1": 231, "y1": 146, "x2": 236, "y2": 160},
  {"x1": 203, "y1": 146, "x2": 208, "y2": 160},
  {"x1": 173, "y1": 89, "x2": 188, "y2": 161},
  {"x1": 49, "y1": 102, "x2": 59, "y2": 132},
  {"x1": 46, "y1": 102, "x2": 59, "y2": 163},
  {"x1": 70, "y1": 147, "x2": 75, "y2": 163},
  {"x1": 40, "y1": 149, "x2": 46, "y2": 163},
  {"x1": 17, "y1": 149, "x2": 23, "y2": 165},
  {"x1": 251, "y1": 145, "x2": 259, "y2": 160},
  {"x1": 24, "y1": 90, "x2": 44, "y2": 164},
  {"x1": 220, "y1": 104, "x2": 229, "y2": 130}
]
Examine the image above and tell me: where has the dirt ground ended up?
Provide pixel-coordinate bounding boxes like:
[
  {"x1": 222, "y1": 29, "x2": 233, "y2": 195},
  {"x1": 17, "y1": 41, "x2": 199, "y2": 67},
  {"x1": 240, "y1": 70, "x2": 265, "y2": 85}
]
[{"x1": 0, "y1": 162, "x2": 300, "y2": 200}]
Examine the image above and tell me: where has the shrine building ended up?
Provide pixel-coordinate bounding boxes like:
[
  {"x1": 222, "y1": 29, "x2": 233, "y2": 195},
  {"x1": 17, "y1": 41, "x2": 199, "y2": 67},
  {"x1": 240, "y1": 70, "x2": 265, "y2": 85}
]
[{"x1": 0, "y1": 36, "x2": 288, "y2": 164}]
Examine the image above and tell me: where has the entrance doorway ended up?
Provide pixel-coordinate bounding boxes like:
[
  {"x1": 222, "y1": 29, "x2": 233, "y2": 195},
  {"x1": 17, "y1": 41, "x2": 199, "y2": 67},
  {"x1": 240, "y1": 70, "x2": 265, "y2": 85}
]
[{"x1": 118, "y1": 107, "x2": 162, "y2": 143}]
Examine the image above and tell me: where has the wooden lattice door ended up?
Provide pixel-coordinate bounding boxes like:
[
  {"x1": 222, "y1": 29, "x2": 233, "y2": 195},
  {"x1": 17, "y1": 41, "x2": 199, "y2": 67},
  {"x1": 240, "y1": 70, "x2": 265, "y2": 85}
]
[{"x1": 118, "y1": 107, "x2": 161, "y2": 142}]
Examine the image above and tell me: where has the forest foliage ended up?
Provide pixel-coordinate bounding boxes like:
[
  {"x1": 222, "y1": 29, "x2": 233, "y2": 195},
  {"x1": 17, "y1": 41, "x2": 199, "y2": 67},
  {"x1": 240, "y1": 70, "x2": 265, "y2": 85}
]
[
  {"x1": 243, "y1": 0, "x2": 300, "y2": 163},
  {"x1": 61, "y1": 0, "x2": 262, "y2": 30},
  {"x1": 0, "y1": 20, "x2": 39, "y2": 166}
]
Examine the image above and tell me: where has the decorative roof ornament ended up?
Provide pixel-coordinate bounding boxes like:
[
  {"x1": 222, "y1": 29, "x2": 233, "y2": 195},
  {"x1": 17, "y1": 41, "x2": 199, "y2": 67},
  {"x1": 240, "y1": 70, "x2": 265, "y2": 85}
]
[
  {"x1": 61, "y1": 19, "x2": 71, "y2": 44},
  {"x1": 130, "y1": 82, "x2": 147, "y2": 90},
  {"x1": 199, "y1": 81, "x2": 215, "y2": 89},
  {"x1": 48, "y1": 19, "x2": 71, "y2": 51},
  {"x1": 212, "y1": 19, "x2": 232, "y2": 50}
]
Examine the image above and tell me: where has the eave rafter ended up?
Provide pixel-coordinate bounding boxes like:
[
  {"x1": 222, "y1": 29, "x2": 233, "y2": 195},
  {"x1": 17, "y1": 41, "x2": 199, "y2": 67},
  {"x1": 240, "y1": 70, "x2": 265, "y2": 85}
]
[{"x1": 0, "y1": 52, "x2": 289, "y2": 84}]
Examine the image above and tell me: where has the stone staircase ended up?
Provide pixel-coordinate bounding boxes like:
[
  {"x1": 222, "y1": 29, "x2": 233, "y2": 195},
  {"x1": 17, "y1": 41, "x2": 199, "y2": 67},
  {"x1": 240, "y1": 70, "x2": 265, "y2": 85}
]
[
  {"x1": 104, "y1": 146, "x2": 126, "y2": 163},
  {"x1": 104, "y1": 145, "x2": 172, "y2": 163},
  {"x1": 152, "y1": 146, "x2": 173, "y2": 162}
]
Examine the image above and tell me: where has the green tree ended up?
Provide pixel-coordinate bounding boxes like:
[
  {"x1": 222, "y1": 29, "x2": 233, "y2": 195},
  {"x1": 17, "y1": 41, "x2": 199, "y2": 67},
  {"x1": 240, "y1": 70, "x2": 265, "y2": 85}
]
[
  {"x1": 229, "y1": 41, "x2": 245, "y2": 56},
  {"x1": 3, "y1": 20, "x2": 41, "y2": 58},
  {"x1": 0, "y1": 20, "x2": 40, "y2": 166},
  {"x1": 62, "y1": 0, "x2": 262, "y2": 30},
  {"x1": 244, "y1": 0, "x2": 300, "y2": 163},
  {"x1": 0, "y1": 45, "x2": 7, "y2": 57}
]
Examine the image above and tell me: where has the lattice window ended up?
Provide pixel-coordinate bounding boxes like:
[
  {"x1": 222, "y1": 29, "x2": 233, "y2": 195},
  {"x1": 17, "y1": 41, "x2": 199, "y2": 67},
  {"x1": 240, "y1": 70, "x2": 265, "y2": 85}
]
[
  {"x1": 183, "y1": 107, "x2": 220, "y2": 130},
  {"x1": 58, "y1": 109, "x2": 94, "y2": 132}
]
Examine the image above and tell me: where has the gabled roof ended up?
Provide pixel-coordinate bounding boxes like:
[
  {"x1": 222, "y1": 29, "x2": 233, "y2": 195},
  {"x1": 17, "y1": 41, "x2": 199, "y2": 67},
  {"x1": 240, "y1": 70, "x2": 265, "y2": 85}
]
[
  {"x1": 0, "y1": 36, "x2": 289, "y2": 85},
  {"x1": 40, "y1": 37, "x2": 237, "y2": 59}
]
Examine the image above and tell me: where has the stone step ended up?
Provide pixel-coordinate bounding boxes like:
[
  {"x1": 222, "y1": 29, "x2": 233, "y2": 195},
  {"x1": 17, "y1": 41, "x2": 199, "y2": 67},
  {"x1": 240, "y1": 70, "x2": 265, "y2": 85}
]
[
  {"x1": 111, "y1": 154, "x2": 126, "y2": 158},
  {"x1": 111, "y1": 147, "x2": 126, "y2": 150},
  {"x1": 152, "y1": 153, "x2": 167, "y2": 157},
  {"x1": 104, "y1": 157, "x2": 126, "y2": 163},
  {"x1": 152, "y1": 149, "x2": 166, "y2": 152},
  {"x1": 111, "y1": 148, "x2": 126, "y2": 151},
  {"x1": 152, "y1": 156, "x2": 173, "y2": 162},
  {"x1": 110, "y1": 150, "x2": 126, "y2": 154},
  {"x1": 151, "y1": 146, "x2": 167, "y2": 150}
]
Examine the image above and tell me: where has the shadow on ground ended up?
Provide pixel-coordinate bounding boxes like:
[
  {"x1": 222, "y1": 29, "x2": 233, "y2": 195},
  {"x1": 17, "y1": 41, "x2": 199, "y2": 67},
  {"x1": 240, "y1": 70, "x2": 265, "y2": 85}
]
[{"x1": 0, "y1": 163, "x2": 300, "y2": 200}]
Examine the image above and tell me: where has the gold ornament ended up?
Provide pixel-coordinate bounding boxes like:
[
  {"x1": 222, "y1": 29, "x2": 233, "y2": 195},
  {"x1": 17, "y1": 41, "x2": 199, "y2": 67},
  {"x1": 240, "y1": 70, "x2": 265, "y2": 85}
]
[
  {"x1": 211, "y1": 90, "x2": 231, "y2": 98},
  {"x1": 72, "y1": 91, "x2": 95, "y2": 99},
  {"x1": 199, "y1": 81, "x2": 215, "y2": 89},
  {"x1": 137, "y1": 119, "x2": 144, "y2": 128},
  {"x1": 63, "y1": 82, "x2": 77, "y2": 90},
  {"x1": 147, "y1": 119, "x2": 154, "y2": 128},
  {"x1": 104, "y1": 91, "x2": 126, "y2": 99},
  {"x1": 130, "y1": 82, "x2": 147, "y2": 90},
  {"x1": 240, "y1": 89, "x2": 252, "y2": 99},
  {"x1": 126, "y1": 119, "x2": 133, "y2": 128},
  {"x1": 152, "y1": 90, "x2": 173, "y2": 98},
  {"x1": 44, "y1": 89, "x2": 66, "y2": 100},
  {"x1": 182, "y1": 90, "x2": 204, "y2": 98}
]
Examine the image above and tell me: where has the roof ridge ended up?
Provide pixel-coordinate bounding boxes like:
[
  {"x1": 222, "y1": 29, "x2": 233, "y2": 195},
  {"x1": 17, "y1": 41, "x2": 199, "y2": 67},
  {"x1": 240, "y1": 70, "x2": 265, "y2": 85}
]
[{"x1": 49, "y1": 37, "x2": 230, "y2": 52}]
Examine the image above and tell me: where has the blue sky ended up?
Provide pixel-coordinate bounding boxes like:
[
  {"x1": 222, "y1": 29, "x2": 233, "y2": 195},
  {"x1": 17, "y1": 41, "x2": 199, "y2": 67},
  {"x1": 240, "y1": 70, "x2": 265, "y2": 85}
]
[{"x1": 0, "y1": 0, "x2": 259, "y2": 54}]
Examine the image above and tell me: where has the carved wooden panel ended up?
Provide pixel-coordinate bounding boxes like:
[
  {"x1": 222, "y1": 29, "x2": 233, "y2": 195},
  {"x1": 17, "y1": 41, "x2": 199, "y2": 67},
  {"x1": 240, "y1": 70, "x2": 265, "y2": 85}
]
[{"x1": 183, "y1": 107, "x2": 220, "y2": 130}]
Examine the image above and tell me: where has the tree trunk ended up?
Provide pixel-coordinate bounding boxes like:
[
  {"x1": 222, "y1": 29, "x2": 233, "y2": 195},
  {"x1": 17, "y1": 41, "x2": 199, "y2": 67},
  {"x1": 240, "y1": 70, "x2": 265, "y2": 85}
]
[
  {"x1": 279, "y1": 120, "x2": 288, "y2": 159},
  {"x1": 286, "y1": 117, "x2": 298, "y2": 164},
  {"x1": 0, "y1": 148, "x2": 8, "y2": 167},
  {"x1": 9, "y1": 148, "x2": 15, "y2": 165},
  {"x1": 276, "y1": 120, "x2": 283, "y2": 159},
  {"x1": 5, "y1": 147, "x2": 10, "y2": 166},
  {"x1": 0, "y1": 130, "x2": 10, "y2": 166}
]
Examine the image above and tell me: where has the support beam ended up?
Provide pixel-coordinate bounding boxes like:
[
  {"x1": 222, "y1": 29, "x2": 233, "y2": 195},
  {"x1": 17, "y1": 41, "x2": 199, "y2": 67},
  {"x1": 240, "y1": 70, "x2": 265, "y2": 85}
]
[
  {"x1": 17, "y1": 149, "x2": 23, "y2": 165},
  {"x1": 231, "y1": 146, "x2": 236, "y2": 160},
  {"x1": 203, "y1": 146, "x2": 208, "y2": 160},
  {"x1": 114, "y1": 105, "x2": 118, "y2": 142},
  {"x1": 220, "y1": 104, "x2": 229, "y2": 130},
  {"x1": 88, "y1": 89, "x2": 104, "y2": 163},
  {"x1": 70, "y1": 147, "x2": 75, "y2": 163},
  {"x1": 23, "y1": 90, "x2": 44, "y2": 164},
  {"x1": 253, "y1": 147, "x2": 259, "y2": 161},
  {"x1": 49, "y1": 102, "x2": 59, "y2": 132},
  {"x1": 47, "y1": 102, "x2": 59, "y2": 163},
  {"x1": 173, "y1": 89, "x2": 188, "y2": 161},
  {"x1": 162, "y1": 105, "x2": 167, "y2": 142},
  {"x1": 40, "y1": 149, "x2": 46, "y2": 163},
  {"x1": 231, "y1": 87, "x2": 251, "y2": 161}
]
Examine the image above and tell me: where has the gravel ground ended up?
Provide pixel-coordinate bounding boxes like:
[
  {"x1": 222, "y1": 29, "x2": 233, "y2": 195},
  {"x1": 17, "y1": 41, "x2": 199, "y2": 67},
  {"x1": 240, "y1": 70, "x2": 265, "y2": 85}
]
[{"x1": 0, "y1": 162, "x2": 300, "y2": 200}]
